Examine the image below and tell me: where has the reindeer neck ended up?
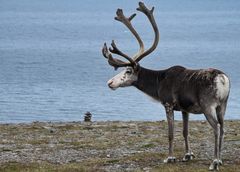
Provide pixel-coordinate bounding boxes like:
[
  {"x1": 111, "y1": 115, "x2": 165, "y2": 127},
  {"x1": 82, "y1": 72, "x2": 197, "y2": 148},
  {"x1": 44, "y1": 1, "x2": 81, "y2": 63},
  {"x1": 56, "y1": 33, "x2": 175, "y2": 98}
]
[{"x1": 133, "y1": 66, "x2": 163, "y2": 99}]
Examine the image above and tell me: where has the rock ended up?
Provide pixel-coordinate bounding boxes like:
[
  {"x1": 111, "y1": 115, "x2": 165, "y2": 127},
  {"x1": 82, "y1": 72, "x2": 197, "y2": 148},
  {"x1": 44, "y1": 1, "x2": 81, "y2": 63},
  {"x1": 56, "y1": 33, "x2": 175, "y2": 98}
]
[
  {"x1": 143, "y1": 167, "x2": 152, "y2": 172},
  {"x1": 84, "y1": 112, "x2": 92, "y2": 122}
]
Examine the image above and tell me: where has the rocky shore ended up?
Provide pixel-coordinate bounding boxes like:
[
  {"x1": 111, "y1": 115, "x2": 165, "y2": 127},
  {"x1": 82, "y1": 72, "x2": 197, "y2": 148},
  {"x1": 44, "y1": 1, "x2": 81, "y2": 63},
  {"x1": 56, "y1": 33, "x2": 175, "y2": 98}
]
[{"x1": 0, "y1": 120, "x2": 240, "y2": 172}]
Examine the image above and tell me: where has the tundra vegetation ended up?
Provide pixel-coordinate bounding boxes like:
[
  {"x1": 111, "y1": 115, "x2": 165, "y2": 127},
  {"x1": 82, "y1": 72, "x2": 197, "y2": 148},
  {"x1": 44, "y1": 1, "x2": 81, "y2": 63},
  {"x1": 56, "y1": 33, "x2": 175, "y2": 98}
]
[{"x1": 0, "y1": 120, "x2": 239, "y2": 172}]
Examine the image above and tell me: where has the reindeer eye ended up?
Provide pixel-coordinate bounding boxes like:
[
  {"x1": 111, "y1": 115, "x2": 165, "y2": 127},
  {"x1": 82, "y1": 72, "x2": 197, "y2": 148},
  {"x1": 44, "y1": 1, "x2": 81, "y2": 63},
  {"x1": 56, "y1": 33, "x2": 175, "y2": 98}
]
[{"x1": 126, "y1": 70, "x2": 132, "y2": 74}]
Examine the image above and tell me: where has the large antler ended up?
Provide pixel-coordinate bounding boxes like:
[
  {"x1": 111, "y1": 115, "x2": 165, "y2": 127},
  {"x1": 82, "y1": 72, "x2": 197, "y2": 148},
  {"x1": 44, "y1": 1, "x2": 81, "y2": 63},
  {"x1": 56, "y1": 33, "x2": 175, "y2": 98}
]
[
  {"x1": 102, "y1": 2, "x2": 159, "y2": 69},
  {"x1": 114, "y1": 9, "x2": 144, "y2": 60},
  {"x1": 102, "y1": 43, "x2": 134, "y2": 70},
  {"x1": 134, "y1": 2, "x2": 159, "y2": 62},
  {"x1": 102, "y1": 7, "x2": 143, "y2": 69}
]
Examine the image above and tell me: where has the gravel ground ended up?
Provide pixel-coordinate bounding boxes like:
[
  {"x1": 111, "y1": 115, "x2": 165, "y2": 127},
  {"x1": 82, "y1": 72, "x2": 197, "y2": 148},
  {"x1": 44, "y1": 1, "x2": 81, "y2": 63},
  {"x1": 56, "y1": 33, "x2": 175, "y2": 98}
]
[{"x1": 0, "y1": 120, "x2": 240, "y2": 171}]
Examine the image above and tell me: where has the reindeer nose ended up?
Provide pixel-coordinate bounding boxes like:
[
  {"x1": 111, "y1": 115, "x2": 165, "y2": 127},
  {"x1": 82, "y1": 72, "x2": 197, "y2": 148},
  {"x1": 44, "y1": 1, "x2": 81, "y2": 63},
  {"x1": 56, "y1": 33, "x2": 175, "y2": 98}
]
[{"x1": 107, "y1": 80, "x2": 113, "y2": 88}]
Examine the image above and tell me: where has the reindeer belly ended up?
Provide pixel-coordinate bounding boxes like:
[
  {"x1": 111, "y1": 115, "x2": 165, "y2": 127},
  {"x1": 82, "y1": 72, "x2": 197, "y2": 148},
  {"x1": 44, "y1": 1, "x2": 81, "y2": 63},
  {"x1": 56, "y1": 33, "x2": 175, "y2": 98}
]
[
  {"x1": 183, "y1": 105, "x2": 202, "y2": 114},
  {"x1": 176, "y1": 95, "x2": 203, "y2": 114}
]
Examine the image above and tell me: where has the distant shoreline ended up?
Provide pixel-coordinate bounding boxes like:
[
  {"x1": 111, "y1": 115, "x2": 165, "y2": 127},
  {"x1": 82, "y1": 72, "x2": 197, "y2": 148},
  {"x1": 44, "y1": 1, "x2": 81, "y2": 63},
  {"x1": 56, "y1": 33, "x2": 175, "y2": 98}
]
[{"x1": 0, "y1": 119, "x2": 239, "y2": 125}]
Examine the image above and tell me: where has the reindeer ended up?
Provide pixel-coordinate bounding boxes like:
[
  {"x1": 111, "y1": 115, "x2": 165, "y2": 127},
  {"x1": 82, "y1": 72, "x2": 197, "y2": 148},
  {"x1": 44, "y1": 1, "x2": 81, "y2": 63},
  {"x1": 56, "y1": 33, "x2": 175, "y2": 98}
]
[{"x1": 102, "y1": 2, "x2": 230, "y2": 171}]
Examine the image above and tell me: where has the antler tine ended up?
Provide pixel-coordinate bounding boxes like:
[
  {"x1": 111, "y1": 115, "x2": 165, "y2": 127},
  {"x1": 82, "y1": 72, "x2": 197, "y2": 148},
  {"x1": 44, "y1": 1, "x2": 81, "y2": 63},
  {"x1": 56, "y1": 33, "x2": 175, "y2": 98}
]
[
  {"x1": 109, "y1": 40, "x2": 136, "y2": 65},
  {"x1": 102, "y1": 43, "x2": 131, "y2": 70},
  {"x1": 134, "y1": 2, "x2": 160, "y2": 63},
  {"x1": 114, "y1": 9, "x2": 145, "y2": 60}
]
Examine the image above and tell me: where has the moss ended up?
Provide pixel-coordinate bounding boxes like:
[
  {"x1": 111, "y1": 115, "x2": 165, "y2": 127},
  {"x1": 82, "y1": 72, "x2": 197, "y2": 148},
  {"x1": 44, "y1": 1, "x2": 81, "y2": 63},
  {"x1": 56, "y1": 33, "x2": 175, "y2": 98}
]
[
  {"x1": 0, "y1": 162, "x2": 96, "y2": 172},
  {"x1": 140, "y1": 143, "x2": 156, "y2": 148},
  {"x1": 106, "y1": 159, "x2": 120, "y2": 164}
]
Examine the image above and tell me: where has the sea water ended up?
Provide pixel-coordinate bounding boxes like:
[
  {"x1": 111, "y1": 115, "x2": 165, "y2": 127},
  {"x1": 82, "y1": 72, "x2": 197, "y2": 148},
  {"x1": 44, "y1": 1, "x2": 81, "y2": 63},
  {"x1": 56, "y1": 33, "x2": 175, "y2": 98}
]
[{"x1": 0, "y1": 0, "x2": 239, "y2": 123}]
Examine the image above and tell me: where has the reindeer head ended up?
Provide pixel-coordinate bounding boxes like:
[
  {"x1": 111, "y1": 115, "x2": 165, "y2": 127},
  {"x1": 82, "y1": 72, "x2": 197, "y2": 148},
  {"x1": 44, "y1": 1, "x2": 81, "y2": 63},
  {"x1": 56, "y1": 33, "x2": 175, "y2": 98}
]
[
  {"x1": 106, "y1": 66, "x2": 138, "y2": 90},
  {"x1": 102, "y1": 2, "x2": 159, "y2": 90}
]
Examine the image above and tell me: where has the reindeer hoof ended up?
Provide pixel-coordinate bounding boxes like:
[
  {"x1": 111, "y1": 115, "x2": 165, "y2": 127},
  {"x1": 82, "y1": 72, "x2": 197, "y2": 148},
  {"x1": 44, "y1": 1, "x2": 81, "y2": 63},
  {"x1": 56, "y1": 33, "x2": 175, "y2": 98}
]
[
  {"x1": 163, "y1": 157, "x2": 176, "y2": 163},
  {"x1": 182, "y1": 152, "x2": 195, "y2": 162},
  {"x1": 209, "y1": 159, "x2": 222, "y2": 171}
]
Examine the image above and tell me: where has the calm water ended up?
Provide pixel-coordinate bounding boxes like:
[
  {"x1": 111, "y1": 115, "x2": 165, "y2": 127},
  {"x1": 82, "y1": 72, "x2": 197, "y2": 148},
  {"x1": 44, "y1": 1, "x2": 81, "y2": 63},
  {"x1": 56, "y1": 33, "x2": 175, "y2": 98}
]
[{"x1": 0, "y1": 0, "x2": 239, "y2": 123}]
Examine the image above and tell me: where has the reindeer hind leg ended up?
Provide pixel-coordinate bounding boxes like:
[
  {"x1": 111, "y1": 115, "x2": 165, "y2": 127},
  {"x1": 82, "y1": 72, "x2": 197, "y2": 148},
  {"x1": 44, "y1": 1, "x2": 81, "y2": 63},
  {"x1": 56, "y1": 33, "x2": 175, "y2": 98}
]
[
  {"x1": 204, "y1": 106, "x2": 221, "y2": 171},
  {"x1": 216, "y1": 102, "x2": 227, "y2": 165}
]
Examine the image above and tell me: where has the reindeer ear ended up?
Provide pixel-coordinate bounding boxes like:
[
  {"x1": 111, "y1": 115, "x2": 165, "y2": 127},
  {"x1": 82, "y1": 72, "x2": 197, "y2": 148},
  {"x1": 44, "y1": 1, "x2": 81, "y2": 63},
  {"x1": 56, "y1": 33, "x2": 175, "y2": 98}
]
[{"x1": 133, "y1": 63, "x2": 140, "y2": 72}]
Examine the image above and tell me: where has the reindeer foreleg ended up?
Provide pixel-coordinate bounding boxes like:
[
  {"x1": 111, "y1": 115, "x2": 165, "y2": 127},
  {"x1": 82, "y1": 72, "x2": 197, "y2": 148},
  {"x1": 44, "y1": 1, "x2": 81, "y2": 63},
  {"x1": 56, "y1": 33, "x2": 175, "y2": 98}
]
[
  {"x1": 164, "y1": 103, "x2": 176, "y2": 163},
  {"x1": 182, "y1": 111, "x2": 195, "y2": 162}
]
